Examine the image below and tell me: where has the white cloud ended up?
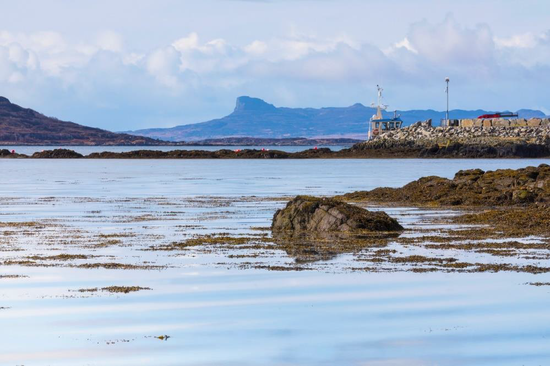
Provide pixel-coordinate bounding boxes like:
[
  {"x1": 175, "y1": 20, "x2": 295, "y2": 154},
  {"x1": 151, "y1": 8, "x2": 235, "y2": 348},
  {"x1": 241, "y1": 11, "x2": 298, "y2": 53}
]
[
  {"x1": 95, "y1": 31, "x2": 124, "y2": 52},
  {"x1": 495, "y1": 33, "x2": 537, "y2": 49},
  {"x1": 266, "y1": 35, "x2": 358, "y2": 62},
  {"x1": 2, "y1": 17, "x2": 540, "y2": 93},
  {"x1": 0, "y1": 16, "x2": 549, "y2": 130},
  {"x1": 28, "y1": 31, "x2": 66, "y2": 53},
  {"x1": 493, "y1": 30, "x2": 550, "y2": 68},
  {"x1": 202, "y1": 39, "x2": 229, "y2": 55},
  {"x1": 391, "y1": 38, "x2": 418, "y2": 54},
  {"x1": 7, "y1": 43, "x2": 38, "y2": 70},
  {"x1": 244, "y1": 40, "x2": 267, "y2": 55},
  {"x1": 406, "y1": 16, "x2": 495, "y2": 67},
  {"x1": 172, "y1": 32, "x2": 199, "y2": 52},
  {"x1": 146, "y1": 46, "x2": 181, "y2": 88},
  {"x1": 123, "y1": 52, "x2": 145, "y2": 66}
]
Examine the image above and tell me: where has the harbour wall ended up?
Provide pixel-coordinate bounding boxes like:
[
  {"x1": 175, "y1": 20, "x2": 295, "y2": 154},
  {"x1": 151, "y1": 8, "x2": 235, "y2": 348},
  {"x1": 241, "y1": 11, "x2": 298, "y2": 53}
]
[{"x1": 445, "y1": 117, "x2": 550, "y2": 128}]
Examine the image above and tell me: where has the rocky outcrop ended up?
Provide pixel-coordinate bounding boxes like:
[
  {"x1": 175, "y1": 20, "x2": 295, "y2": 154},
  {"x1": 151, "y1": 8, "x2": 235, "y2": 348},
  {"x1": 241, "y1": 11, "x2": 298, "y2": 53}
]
[
  {"x1": 4, "y1": 144, "x2": 548, "y2": 159},
  {"x1": 342, "y1": 164, "x2": 550, "y2": 208},
  {"x1": 351, "y1": 124, "x2": 550, "y2": 158},
  {"x1": 86, "y1": 148, "x2": 334, "y2": 159},
  {"x1": 31, "y1": 149, "x2": 84, "y2": 159},
  {"x1": 340, "y1": 165, "x2": 550, "y2": 241},
  {"x1": 0, "y1": 149, "x2": 24, "y2": 158},
  {"x1": 272, "y1": 196, "x2": 403, "y2": 234}
]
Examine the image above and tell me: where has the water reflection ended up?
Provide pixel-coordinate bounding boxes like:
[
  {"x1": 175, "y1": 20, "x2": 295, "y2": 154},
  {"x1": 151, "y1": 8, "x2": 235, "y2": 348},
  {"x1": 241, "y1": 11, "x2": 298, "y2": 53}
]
[
  {"x1": 273, "y1": 232, "x2": 398, "y2": 262},
  {"x1": 1, "y1": 158, "x2": 550, "y2": 366}
]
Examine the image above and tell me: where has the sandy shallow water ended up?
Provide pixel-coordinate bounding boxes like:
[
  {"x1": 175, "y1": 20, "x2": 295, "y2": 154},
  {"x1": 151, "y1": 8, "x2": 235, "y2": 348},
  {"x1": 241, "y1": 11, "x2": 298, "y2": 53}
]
[{"x1": 1, "y1": 158, "x2": 549, "y2": 365}]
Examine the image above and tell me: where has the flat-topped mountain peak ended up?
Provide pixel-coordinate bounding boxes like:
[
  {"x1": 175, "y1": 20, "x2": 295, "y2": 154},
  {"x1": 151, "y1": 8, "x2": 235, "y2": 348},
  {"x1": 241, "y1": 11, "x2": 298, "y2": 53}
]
[{"x1": 234, "y1": 96, "x2": 277, "y2": 113}]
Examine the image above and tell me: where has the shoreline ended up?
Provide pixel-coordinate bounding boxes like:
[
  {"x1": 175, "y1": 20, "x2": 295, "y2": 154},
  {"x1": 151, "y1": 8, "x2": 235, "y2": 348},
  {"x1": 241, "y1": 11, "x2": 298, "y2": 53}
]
[
  {"x1": 3, "y1": 125, "x2": 549, "y2": 159},
  {"x1": 1, "y1": 142, "x2": 549, "y2": 159}
]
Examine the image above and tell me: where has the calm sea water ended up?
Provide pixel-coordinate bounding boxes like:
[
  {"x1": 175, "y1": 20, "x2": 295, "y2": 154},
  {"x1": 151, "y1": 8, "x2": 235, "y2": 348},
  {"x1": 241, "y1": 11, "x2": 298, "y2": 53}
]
[
  {"x1": 2, "y1": 145, "x2": 349, "y2": 155},
  {"x1": 1, "y1": 158, "x2": 549, "y2": 366}
]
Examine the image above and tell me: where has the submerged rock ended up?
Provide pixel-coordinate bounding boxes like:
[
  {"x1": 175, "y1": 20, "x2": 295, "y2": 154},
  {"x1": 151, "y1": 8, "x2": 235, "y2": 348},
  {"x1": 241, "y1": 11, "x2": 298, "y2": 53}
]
[{"x1": 272, "y1": 196, "x2": 403, "y2": 234}]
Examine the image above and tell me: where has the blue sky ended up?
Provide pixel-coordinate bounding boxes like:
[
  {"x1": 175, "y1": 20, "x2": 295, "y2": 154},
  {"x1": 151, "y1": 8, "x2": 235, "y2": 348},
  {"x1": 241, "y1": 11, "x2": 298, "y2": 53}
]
[{"x1": 0, "y1": 0, "x2": 549, "y2": 130}]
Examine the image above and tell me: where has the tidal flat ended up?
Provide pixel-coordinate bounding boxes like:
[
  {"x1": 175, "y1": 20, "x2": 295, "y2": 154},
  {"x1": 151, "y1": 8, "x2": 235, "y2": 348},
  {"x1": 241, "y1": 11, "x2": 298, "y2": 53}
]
[{"x1": 1, "y1": 158, "x2": 550, "y2": 365}]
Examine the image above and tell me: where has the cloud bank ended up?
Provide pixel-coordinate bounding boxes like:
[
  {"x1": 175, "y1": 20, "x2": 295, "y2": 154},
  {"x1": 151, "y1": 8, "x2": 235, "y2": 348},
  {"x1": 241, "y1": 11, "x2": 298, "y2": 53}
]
[{"x1": 0, "y1": 16, "x2": 549, "y2": 130}]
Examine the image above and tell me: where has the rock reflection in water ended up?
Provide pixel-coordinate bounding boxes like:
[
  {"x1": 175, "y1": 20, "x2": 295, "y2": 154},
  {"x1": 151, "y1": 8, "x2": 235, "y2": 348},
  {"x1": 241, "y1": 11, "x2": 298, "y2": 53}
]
[{"x1": 273, "y1": 231, "x2": 400, "y2": 262}]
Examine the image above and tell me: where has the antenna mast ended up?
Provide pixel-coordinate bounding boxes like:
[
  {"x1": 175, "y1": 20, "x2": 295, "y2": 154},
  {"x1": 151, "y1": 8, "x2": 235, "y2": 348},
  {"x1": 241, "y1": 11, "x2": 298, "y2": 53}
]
[
  {"x1": 371, "y1": 84, "x2": 388, "y2": 120},
  {"x1": 445, "y1": 77, "x2": 450, "y2": 123}
]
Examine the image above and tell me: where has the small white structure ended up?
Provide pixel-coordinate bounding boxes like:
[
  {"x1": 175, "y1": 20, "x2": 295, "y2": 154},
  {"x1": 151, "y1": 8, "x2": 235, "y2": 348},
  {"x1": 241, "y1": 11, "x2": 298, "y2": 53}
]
[{"x1": 367, "y1": 85, "x2": 403, "y2": 139}]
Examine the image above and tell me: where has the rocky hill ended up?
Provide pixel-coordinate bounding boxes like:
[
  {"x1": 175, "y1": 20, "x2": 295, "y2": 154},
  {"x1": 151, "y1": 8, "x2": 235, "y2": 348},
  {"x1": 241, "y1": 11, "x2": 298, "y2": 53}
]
[
  {"x1": 128, "y1": 96, "x2": 546, "y2": 141},
  {"x1": 0, "y1": 97, "x2": 171, "y2": 145}
]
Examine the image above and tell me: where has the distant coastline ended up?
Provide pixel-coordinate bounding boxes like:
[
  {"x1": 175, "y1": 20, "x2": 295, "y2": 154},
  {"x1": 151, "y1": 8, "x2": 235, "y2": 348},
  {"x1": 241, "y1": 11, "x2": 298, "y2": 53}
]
[
  {"x1": 4, "y1": 122, "x2": 548, "y2": 159},
  {"x1": 0, "y1": 137, "x2": 361, "y2": 147},
  {"x1": 3, "y1": 94, "x2": 548, "y2": 147},
  {"x1": 127, "y1": 96, "x2": 548, "y2": 142}
]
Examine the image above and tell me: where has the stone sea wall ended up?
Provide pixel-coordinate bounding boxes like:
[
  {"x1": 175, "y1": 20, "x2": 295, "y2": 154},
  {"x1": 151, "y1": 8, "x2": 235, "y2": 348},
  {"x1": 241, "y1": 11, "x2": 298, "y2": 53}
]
[
  {"x1": 370, "y1": 123, "x2": 550, "y2": 146},
  {"x1": 456, "y1": 117, "x2": 550, "y2": 128},
  {"x1": 351, "y1": 122, "x2": 550, "y2": 158}
]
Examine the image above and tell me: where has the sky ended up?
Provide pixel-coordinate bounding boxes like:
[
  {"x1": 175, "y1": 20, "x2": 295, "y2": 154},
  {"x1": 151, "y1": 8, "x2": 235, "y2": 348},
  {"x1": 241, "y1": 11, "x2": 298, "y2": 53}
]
[{"x1": 0, "y1": 0, "x2": 549, "y2": 131}]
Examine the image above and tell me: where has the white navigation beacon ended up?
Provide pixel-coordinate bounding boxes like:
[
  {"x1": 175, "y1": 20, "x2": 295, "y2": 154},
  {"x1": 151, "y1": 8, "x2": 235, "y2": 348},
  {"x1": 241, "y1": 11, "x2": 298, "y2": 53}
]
[{"x1": 367, "y1": 85, "x2": 403, "y2": 140}]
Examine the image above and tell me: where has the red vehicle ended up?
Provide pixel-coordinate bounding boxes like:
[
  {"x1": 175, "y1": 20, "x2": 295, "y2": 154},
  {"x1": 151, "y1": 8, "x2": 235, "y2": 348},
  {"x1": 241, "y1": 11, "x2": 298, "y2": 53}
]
[{"x1": 478, "y1": 112, "x2": 518, "y2": 119}]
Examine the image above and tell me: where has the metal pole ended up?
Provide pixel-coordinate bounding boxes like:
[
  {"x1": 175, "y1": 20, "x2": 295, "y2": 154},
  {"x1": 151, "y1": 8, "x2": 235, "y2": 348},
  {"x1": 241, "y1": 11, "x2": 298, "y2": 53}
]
[{"x1": 445, "y1": 77, "x2": 450, "y2": 124}]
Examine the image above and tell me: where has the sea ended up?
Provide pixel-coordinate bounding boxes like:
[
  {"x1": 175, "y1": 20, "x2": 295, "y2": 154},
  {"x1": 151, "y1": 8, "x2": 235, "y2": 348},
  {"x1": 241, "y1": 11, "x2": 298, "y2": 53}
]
[{"x1": 1, "y1": 155, "x2": 549, "y2": 366}]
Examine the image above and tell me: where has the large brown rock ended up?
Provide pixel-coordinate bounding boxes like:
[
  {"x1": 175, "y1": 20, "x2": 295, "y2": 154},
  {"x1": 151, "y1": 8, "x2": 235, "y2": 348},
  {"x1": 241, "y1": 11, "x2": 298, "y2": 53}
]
[{"x1": 272, "y1": 196, "x2": 403, "y2": 234}]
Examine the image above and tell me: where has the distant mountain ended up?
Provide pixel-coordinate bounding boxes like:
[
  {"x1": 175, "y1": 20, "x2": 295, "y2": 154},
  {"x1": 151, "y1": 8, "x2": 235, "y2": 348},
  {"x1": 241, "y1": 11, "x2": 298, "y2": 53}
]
[
  {"x1": 129, "y1": 96, "x2": 547, "y2": 141},
  {"x1": 0, "y1": 97, "x2": 170, "y2": 145}
]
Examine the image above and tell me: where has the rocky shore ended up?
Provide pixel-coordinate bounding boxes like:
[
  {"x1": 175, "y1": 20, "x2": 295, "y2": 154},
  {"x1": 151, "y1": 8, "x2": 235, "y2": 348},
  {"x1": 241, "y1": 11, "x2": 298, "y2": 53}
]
[
  {"x1": 1, "y1": 124, "x2": 549, "y2": 159},
  {"x1": 341, "y1": 164, "x2": 549, "y2": 207},
  {"x1": 268, "y1": 164, "x2": 549, "y2": 264},
  {"x1": 350, "y1": 123, "x2": 550, "y2": 158},
  {"x1": 341, "y1": 164, "x2": 549, "y2": 237}
]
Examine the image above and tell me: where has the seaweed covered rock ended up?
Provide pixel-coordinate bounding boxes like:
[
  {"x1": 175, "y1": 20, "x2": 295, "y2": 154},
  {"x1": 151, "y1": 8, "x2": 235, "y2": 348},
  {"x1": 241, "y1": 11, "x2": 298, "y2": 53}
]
[
  {"x1": 342, "y1": 164, "x2": 550, "y2": 207},
  {"x1": 0, "y1": 149, "x2": 25, "y2": 158},
  {"x1": 0, "y1": 149, "x2": 11, "y2": 157},
  {"x1": 31, "y1": 149, "x2": 83, "y2": 158},
  {"x1": 272, "y1": 196, "x2": 403, "y2": 234}
]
